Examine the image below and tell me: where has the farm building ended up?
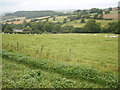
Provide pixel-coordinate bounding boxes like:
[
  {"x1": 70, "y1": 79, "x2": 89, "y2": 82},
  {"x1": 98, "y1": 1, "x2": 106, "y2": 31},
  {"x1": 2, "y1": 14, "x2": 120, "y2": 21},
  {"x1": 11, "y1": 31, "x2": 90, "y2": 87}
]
[{"x1": 13, "y1": 29, "x2": 23, "y2": 32}]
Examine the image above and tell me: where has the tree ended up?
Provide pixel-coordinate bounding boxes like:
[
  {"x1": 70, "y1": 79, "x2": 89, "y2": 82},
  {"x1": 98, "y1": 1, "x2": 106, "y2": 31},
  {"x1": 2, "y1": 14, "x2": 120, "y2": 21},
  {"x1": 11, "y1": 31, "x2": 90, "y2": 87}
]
[
  {"x1": 105, "y1": 11, "x2": 110, "y2": 14},
  {"x1": 77, "y1": 14, "x2": 82, "y2": 19},
  {"x1": 74, "y1": 10, "x2": 81, "y2": 14},
  {"x1": 85, "y1": 15, "x2": 90, "y2": 19},
  {"x1": 24, "y1": 26, "x2": 32, "y2": 31},
  {"x1": 31, "y1": 22, "x2": 44, "y2": 32},
  {"x1": 4, "y1": 25, "x2": 13, "y2": 33},
  {"x1": 80, "y1": 18, "x2": 85, "y2": 23},
  {"x1": 108, "y1": 7, "x2": 112, "y2": 11},
  {"x1": 84, "y1": 19, "x2": 101, "y2": 33},
  {"x1": 5, "y1": 11, "x2": 63, "y2": 19},
  {"x1": 81, "y1": 10, "x2": 88, "y2": 15},
  {"x1": 107, "y1": 21, "x2": 119, "y2": 33},
  {"x1": 60, "y1": 25, "x2": 74, "y2": 33},
  {"x1": 51, "y1": 24, "x2": 62, "y2": 33},
  {"x1": 53, "y1": 16, "x2": 56, "y2": 21},
  {"x1": 97, "y1": 14, "x2": 103, "y2": 19},
  {"x1": 93, "y1": 14, "x2": 98, "y2": 19},
  {"x1": 43, "y1": 22, "x2": 54, "y2": 32},
  {"x1": 45, "y1": 18, "x2": 49, "y2": 22},
  {"x1": 90, "y1": 8, "x2": 103, "y2": 14},
  {"x1": 63, "y1": 18, "x2": 67, "y2": 23},
  {"x1": 2, "y1": 23, "x2": 8, "y2": 32},
  {"x1": 71, "y1": 27, "x2": 83, "y2": 33}
]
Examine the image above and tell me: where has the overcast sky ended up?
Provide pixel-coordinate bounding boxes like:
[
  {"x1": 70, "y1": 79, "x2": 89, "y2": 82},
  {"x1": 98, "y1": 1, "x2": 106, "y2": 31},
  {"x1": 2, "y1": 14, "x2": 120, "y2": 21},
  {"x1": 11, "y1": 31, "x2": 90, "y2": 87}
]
[{"x1": 0, "y1": 0, "x2": 119, "y2": 12}]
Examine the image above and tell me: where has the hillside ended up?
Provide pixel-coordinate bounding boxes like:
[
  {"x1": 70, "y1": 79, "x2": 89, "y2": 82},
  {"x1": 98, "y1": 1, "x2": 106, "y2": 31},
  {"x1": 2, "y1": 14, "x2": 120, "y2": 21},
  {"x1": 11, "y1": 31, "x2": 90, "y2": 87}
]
[{"x1": 5, "y1": 11, "x2": 64, "y2": 19}]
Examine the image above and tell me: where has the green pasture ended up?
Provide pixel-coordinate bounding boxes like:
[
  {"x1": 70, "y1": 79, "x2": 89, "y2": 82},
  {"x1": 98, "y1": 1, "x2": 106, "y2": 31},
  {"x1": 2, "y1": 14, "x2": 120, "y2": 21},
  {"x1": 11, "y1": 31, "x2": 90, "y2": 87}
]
[
  {"x1": 49, "y1": 16, "x2": 68, "y2": 22},
  {"x1": 2, "y1": 49, "x2": 119, "y2": 88},
  {"x1": 62, "y1": 19, "x2": 113, "y2": 27},
  {"x1": 62, "y1": 19, "x2": 86, "y2": 27},
  {"x1": 2, "y1": 34, "x2": 118, "y2": 74},
  {"x1": 110, "y1": 10, "x2": 118, "y2": 14},
  {"x1": 2, "y1": 33, "x2": 119, "y2": 88},
  {"x1": 48, "y1": 16, "x2": 114, "y2": 28}
]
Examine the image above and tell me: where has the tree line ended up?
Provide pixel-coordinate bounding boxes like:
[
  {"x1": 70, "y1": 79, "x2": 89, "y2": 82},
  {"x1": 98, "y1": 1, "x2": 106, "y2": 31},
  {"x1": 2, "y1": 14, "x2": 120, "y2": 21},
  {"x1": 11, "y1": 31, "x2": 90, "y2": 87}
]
[
  {"x1": 2, "y1": 19, "x2": 119, "y2": 34},
  {"x1": 5, "y1": 11, "x2": 64, "y2": 19}
]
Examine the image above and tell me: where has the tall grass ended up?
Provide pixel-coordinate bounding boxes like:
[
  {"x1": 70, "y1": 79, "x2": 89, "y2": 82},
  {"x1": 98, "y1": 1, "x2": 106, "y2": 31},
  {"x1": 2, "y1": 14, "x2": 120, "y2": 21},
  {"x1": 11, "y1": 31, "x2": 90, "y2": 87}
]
[{"x1": 2, "y1": 50, "x2": 119, "y2": 88}]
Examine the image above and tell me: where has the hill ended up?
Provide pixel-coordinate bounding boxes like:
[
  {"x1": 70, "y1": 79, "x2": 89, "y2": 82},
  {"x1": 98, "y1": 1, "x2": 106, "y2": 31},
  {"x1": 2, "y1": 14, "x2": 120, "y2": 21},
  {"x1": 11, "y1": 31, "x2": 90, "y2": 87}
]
[{"x1": 5, "y1": 11, "x2": 64, "y2": 19}]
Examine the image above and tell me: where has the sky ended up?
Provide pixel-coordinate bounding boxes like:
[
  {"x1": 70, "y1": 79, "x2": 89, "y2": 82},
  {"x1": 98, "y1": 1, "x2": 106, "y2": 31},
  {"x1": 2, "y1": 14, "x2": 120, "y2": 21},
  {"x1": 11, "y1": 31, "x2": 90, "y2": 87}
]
[{"x1": 0, "y1": 0, "x2": 119, "y2": 12}]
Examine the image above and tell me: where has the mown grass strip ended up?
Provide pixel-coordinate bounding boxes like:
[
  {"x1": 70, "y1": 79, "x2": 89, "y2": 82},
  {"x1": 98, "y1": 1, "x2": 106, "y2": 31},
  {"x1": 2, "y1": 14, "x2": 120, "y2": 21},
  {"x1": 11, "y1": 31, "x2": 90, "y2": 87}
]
[{"x1": 2, "y1": 50, "x2": 119, "y2": 88}]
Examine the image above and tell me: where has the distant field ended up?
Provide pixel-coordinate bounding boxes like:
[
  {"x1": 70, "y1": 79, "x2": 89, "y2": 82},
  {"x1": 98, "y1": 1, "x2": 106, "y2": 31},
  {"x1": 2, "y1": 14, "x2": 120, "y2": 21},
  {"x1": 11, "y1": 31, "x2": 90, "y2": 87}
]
[
  {"x1": 110, "y1": 10, "x2": 118, "y2": 14},
  {"x1": 2, "y1": 34, "x2": 119, "y2": 88},
  {"x1": 62, "y1": 19, "x2": 86, "y2": 27},
  {"x1": 49, "y1": 16, "x2": 68, "y2": 23},
  {"x1": 103, "y1": 14, "x2": 118, "y2": 20},
  {"x1": 62, "y1": 19, "x2": 114, "y2": 27},
  {"x1": 2, "y1": 16, "x2": 51, "y2": 24},
  {"x1": 2, "y1": 15, "x2": 115, "y2": 27}
]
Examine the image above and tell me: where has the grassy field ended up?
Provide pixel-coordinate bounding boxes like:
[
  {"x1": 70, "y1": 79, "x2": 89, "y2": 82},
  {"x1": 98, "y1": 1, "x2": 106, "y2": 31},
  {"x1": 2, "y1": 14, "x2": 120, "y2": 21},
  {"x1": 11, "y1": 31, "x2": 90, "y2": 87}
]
[
  {"x1": 49, "y1": 16, "x2": 68, "y2": 23},
  {"x1": 2, "y1": 15, "x2": 115, "y2": 27},
  {"x1": 110, "y1": 10, "x2": 118, "y2": 14},
  {"x1": 62, "y1": 19, "x2": 114, "y2": 27},
  {"x1": 2, "y1": 34, "x2": 119, "y2": 88},
  {"x1": 62, "y1": 19, "x2": 86, "y2": 27}
]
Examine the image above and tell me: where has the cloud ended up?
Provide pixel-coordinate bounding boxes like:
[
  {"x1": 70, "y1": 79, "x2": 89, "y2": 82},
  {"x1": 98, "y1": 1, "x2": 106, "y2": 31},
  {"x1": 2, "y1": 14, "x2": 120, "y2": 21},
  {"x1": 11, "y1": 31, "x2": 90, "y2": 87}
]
[{"x1": 0, "y1": 0, "x2": 119, "y2": 12}]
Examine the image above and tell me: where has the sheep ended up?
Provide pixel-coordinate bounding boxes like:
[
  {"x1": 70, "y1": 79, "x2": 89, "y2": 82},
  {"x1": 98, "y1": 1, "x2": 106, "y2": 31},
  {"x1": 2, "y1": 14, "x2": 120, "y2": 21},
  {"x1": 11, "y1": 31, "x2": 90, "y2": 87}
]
[
  {"x1": 81, "y1": 34, "x2": 88, "y2": 36},
  {"x1": 93, "y1": 34, "x2": 97, "y2": 36},
  {"x1": 108, "y1": 35, "x2": 118, "y2": 38},
  {"x1": 105, "y1": 35, "x2": 108, "y2": 37}
]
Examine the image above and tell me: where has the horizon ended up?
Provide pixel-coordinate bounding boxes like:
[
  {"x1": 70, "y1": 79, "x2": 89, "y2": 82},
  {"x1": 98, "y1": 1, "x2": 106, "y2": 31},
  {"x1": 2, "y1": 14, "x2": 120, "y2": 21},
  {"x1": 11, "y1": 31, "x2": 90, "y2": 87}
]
[
  {"x1": 0, "y1": 6, "x2": 118, "y2": 14},
  {"x1": 0, "y1": 0, "x2": 119, "y2": 13}
]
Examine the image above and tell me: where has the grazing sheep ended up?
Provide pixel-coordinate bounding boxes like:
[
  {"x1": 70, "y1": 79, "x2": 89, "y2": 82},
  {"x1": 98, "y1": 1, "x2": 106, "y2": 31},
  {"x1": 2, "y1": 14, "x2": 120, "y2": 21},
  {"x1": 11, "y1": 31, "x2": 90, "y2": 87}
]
[
  {"x1": 105, "y1": 35, "x2": 108, "y2": 37},
  {"x1": 93, "y1": 34, "x2": 97, "y2": 36},
  {"x1": 106, "y1": 35, "x2": 118, "y2": 38},
  {"x1": 82, "y1": 34, "x2": 87, "y2": 36}
]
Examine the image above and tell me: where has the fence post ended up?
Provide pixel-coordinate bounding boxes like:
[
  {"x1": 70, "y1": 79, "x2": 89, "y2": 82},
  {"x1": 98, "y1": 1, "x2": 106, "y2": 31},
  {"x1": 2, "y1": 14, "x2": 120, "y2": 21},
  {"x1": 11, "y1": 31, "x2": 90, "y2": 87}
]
[
  {"x1": 68, "y1": 49, "x2": 72, "y2": 61},
  {"x1": 16, "y1": 42, "x2": 19, "y2": 51}
]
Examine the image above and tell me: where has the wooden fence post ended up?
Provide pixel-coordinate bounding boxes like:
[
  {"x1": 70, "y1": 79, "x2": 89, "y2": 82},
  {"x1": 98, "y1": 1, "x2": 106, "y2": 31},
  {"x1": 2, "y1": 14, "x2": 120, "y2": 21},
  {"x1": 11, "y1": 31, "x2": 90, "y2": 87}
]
[
  {"x1": 68, "y1": 49, "x2": 72, "y2": 61},
  {"x1": 16, "y1": 42, "x2": 19, "y2": 51}
]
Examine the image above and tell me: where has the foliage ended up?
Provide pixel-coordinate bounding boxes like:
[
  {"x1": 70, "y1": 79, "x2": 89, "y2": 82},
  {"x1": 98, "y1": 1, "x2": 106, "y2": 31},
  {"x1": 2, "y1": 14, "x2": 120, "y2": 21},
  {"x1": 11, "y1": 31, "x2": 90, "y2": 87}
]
[
  {"x1": 24, "y1": 26, "x2": 32, "y2": 31},
  {"x1": 108, "y1": 7, "x2": 112, "y2": 11},
  {"x1": 84, "y1": 19, "x2": 101, "y2": 33},
  {"x1": 80, "y1": 18, "x2": 86, "y2": 23},
  {"x1": 90, "y1": 8, "x2": 103, "y2": 14},
  {"x1": 107, "y1": 21, "x2": 119, "y2": 33},
  {"x1": 93, "y1": 14, "x2": 99, "y2": 19},
  {"x1": 4, "y1": 25, "x2": 13, "y2": 33},
  {"x1": 5, "y1": 11, "x2": 64, "y2": 19},
  {"x1": 63, "y1": 18, "x2": 68, "y2": 24},
  {"x1": 105, "y1": 11, "x2": 110, "y2": 14},
  {"x1": 61, "y1": 25, "x2": 74, "y2": 33},
  {"x1": 2, "y1": 19, "x2": 118, "y2": 33},
  {"x1": 2, "y1": 50, "x2": 119, "y2": 88}
]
